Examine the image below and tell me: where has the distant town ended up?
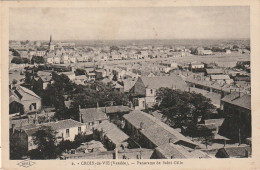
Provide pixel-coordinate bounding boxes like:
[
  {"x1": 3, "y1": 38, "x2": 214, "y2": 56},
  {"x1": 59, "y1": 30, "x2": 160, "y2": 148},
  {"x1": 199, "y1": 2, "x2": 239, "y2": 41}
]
[{"x1": 9, "y1": 36, "x2": 251, "y2": 160}]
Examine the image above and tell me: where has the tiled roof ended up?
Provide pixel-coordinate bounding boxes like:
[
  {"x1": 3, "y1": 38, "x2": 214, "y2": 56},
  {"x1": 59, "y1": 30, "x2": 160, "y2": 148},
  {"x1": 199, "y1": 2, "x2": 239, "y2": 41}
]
[
  {"x1": 210, "y1": 75, "x2": 230, "y2": 80},
  {"x1": 204, "y1": 118, "x2": 225, "y2": 127},
  {"x1": 24, "y1": 119, "x2": 84, "y2": 136},
  {"x1": 105, "y1": 128, "x2": 129, "y2": 145},
  {"x1": 37, "y1": 71, "x2": 52, "y2": 76},
  {"x1": 156, "y1": 143, "x2": 210, "y2": 159},
  {"x1": 123, "y1": 79, "x2": 137, "y2": 92},
  {"x1": 139, "y1": 75, "x2": 187, "y2": 91},
  {"x1": 80, "y1": 108, "x2": 108, "y2": 123},
  {"x1": 75, "y1": 75, "x2": 87, "y2": 80},
  {"x1": 221, "y1": 92, "x2": 251, "y2": 110},
  {"x1": 10, "y1": 118, "x2": 31, "y2": 129},
  {"x1": 220, "y1": 146, "x2": 251, "y2": 157},
  {"x1": 185, "y1": 78, "x2": 232, "y2": 93},
  {"x1": 94, "y1": 121, "x2": 129, "y2": 145},
  {"x1": 39, "y1": 75, "x2": 52, "y2": 82},
  {"x1": 123, "y1": 111, "x2": 198, "y2": 147},
  {"x1": 101, "y1": 106, "x2": 131, "y2": 114},
  {"x1": 16, "y1": 85, "x2": 40, "y2": 99},
  {"x1": 206, "y1": 69, "x2": 223, "y2": 74}
]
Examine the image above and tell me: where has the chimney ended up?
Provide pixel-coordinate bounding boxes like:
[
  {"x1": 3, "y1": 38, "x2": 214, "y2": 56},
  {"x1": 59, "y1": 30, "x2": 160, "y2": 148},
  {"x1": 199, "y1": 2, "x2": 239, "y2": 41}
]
[
  {"x1": 79, "y1": 105, "x2": 82, "y2": 123},
  {"x1": 169, "y1": 138, "x2": 173, "y2": 143},
  {"x1": 113, "y1": 147, "x2": 118, "y2": 159}
]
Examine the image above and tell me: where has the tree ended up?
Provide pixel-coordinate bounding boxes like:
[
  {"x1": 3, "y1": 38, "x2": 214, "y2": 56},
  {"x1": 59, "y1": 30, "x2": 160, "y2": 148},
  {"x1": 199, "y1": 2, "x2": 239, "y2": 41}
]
[
  {"x1": 154, "y1": 88, "x2": 216, "y2": 127},
  {"x1": 233, "y1": 45, "x2": 239, "y2": 49},
  {"x1": 74, "y1": 68, "x2": 86, "y2": 76},
  {"x1": 31, "y1": 56, "x2": 45, "y2": 64},
  {"x1": 110, "y1": 45, "x2": 119, "y2": 52},
  {"x1": 11, "y1": 57, "x2": 22, "y2": 64},
  {"x1": 22, "y1": 58, "x2": 29, "y2": 64},
  {"x1": 74, "y1": 132, "x2": 92, "y2": 146},
  {"x1": 112, "y1": 74, "x2": 118, "y2": 81},
  {"x1": 29, "y1": 126, "x2": 60, "y2": 159},
  {"x1": 10, "y1": 132, "x2": 28, "y2": 159},
  {"x1": 12, "y1": 79, "x2": 18, "y2": 85},
  {"x1": 24, "y1": 71, "x2": 33, "y2": 85}
]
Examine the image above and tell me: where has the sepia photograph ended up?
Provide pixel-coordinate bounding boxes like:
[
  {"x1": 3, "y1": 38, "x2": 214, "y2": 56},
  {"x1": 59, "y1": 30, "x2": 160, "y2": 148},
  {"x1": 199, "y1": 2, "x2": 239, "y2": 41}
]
[{"x1": 7, "y1": 6, "x2": 252, "y2": 161}]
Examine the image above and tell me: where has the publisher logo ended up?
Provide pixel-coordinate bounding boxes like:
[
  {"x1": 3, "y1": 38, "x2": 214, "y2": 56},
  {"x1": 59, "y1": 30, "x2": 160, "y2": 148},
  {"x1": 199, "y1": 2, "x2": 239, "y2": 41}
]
[{"x1": 17, "y1": 160, "x2": 35, "y2": 168}]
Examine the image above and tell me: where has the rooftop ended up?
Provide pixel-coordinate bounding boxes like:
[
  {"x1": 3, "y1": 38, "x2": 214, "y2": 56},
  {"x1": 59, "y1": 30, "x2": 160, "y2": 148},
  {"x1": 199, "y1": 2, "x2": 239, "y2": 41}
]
[
  {"x1": 24, "y1": 119, "x2": 84, "y2": 136},
  {"x1": 156, "y1": 143, "x2": 210, "y2": 159},
  {"x1": 221, "y1": 92, "x2": 251, "y2": 110},
  {"x1": 139, "y1": 75, "x2": 187, "y2": 91},
  {"x1": 79, "y1": 108, "x2": 108, "y2": 123},
  {"x1": 123, "y1": 110, "x2": 198, "y2": 148}
]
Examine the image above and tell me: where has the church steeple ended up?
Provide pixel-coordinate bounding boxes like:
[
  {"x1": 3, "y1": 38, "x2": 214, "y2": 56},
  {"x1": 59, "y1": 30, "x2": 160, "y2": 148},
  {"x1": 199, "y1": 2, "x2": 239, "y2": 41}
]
[{"x1": 49, "y1": 34, "x2": 55, "y2": 51}]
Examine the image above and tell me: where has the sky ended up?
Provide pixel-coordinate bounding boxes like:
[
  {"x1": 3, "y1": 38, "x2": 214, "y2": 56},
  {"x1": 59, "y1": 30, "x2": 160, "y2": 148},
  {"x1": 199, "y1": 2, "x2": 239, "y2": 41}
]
[{"x1": 9, "y1": 6, "x2": 250, "y2": 41}]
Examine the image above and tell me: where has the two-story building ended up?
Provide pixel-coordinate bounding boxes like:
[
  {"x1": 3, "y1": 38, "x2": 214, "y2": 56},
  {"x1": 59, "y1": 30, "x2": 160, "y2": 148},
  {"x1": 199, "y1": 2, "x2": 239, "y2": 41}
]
[
  {"x1": 130, "y1": 75, "x2": 187, "y2": 110},
  {"x1": 9, "y1": 85, "x2": 42, "y2": 115},
  {"x1": 219, "y1": 92, "x2": 251, "y2": 143},
  {"x1": 21, "y1": 119, "x2": 86, "y2": 150}
]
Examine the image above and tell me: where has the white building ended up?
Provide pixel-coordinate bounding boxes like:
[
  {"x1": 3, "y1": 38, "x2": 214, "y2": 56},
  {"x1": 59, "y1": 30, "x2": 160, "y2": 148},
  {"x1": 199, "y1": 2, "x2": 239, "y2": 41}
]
[{"x1": 22, "y1": 119, "x2": 86, "y2": 150}]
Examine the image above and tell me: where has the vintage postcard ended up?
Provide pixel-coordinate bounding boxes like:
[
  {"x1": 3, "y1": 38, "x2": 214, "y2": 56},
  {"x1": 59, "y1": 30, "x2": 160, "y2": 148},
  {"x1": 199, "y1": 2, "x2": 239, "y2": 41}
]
[{"x1": 1, "y1": 0, "x2": 260, "y2": 169}]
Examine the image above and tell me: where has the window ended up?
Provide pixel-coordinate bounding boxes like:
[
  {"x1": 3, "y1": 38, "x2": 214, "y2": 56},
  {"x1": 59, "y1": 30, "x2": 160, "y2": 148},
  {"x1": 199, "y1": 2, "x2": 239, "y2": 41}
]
[
  {"x1": 150, "y1": 89, "x2": 153, "y2": 94},
  {"x1": 143, "y1": 101, "x2": 145, "y2": 108},
  {"x1": 66, "y1": 129, "x2": 70, "y2": 137},
  {"x1": 133, "y1": 99, "x2": 139, "y2": 107},
  {"x1": 30, "y1": 103, "x2": 36, "y2": 110},
  {"x1": 78, "y1": 127, "x2": 81, "y2": 134}
]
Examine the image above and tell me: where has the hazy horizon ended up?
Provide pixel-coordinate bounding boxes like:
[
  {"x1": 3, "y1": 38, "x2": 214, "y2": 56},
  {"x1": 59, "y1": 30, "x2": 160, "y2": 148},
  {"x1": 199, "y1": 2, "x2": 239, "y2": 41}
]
[{"x1": 10, "y1": 7, "x2": 250, "y2": 41}]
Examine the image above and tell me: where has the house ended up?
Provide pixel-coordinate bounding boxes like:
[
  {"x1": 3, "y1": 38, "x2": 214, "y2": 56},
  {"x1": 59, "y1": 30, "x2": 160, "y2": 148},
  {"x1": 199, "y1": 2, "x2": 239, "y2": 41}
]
[
  {"x1": 205, "y1": 69, "x2": 223, "y2": 76},
  {"x1": 95, "y1": 69, "x2": 106, "y2": 79},
  {"x1": 130, "y1": 75, "x2": 187, "y2": 109},
  {"x1": 201, "y1": 50, "x2": 213, "y2": 55},
  {"x1": 53, "y1": 56, "x2": 61, "y2": 64},
  {"x1": 219, "y1": 92, "x2": 251, "y2": 143},
  {"x1": 33, "y1": 75, "x2": 53, "y2": 90},
  {"x1": 58, "y1": 72, "x2": 76, "y2": 81},
  {"x1": 190, "y1": 62, "x2": 204, "y2": 69},
  {"x1": 86, "y1": 72, "x2": 96, "y2": 81},
  {"x1": 21, "y1": 119, "x2": 86, "y2": 151},
  {"x1": 61, "y1": 54, "x2": 70, "y2": 64},
  {"x1": 160, "y1": 62, "x2": 178, "y2": 69},
  {"x1": 74, "y1": 75, "x2": 88, "y2": 85},
  {"x1": 9, "y1": 85, "x2": 42, "y2": 115},
  {"x1": 112, "y1": 82, "x2": 124, "y2": 93},
  {"x1": 93, "y1": 121, "x2": 129, "y2": 150},
  {"x1": 79, "y1": 108, "x2": 109, "y2": 128},
  {"x1": 123, "y1": 110, "x2": 199, "y2": 149},
  {"x1": 46, "y1": 57, "x2": 54, "y2": 64},
  {"x1": 122, "y1": 79, "x2": 137, "y2": 93},
  {"x1": 100, "y1": 106, "x2": 132, "y2": 123},
  {"x1": 210, "y1": 75, "x2": 232, "y2": 85},
  {"x1": 215, "y1": 146, "x2": 251, "y2": 158},
  {"x1": 226, "y1": 49, "x2": 231, "y2": 54}
]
